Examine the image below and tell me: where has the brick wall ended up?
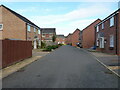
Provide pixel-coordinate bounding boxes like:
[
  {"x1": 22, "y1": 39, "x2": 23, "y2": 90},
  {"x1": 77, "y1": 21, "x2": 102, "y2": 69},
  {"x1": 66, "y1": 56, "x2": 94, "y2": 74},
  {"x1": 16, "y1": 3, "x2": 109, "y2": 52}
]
[
  {"x1": 118, "y1": 10, "x2": 120, "y2": 55},
  {"x1": 82, "y1": 19, "x2": 101, "y2": 48},
  {"x1": 96, "y1": 10, "x2": 120, "y2": 55},
  {"x1": 27, "y1": 26, "x2": 39, "y2": 41},
  {"x1": 0, "y1": 6, "x2": 2, "y2": 40},
  {"x1": 65, "y1": 34, "x2": 72, "y2": 45},
  {"x1": 0, "y1": 6, "x2": 2, "y2": 22},
  {"x1": 0, "y1": 32, "x2": 2, "y2": 40},
  {"x1": 100, "y1": 15, "x2": 117, "y2": 54},
  {"x1": 2, "y1": 6, "x2": 26, "y2": 40},
  {"x1": 41, "y1": 33, "x2": 54, "y2": 41},
  {"x1": 56, "y1": 37, "x2": 65, "y2": 44},
  {"x1": 72, "y1": 29, "x2": 80, "y2": 46}
]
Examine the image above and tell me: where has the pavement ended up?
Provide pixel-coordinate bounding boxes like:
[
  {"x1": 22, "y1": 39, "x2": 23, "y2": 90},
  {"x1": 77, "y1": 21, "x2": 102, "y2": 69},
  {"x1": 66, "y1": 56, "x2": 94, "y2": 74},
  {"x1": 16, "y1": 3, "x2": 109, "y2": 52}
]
[
  {"x1": 86, "y1": 49, "x2": 120, "y2": 77},
  {"x1": 2, "y1": 45, "x2": 119, "y2": 88},
  {"x1": 0, "y1": 50, "x2": 49, "y2": 79}
]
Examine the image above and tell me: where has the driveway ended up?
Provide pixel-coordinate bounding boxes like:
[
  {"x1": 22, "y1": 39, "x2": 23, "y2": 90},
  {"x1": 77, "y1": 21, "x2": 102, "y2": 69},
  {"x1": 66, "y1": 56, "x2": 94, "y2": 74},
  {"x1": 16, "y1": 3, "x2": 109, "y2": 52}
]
[{"x1": 2, "y1": 45, "x2": 119, "y2": 88}]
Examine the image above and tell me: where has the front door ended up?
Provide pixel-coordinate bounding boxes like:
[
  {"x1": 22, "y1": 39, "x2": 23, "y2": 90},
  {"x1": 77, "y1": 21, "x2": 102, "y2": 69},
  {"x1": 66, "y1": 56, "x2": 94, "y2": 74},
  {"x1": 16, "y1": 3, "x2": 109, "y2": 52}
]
[
  {"x1": 99, "y1": 37, "x2": 104, "y2": 48},
  {"x1": 34, "y1": 40, "x2": 37, "y2": 49}
]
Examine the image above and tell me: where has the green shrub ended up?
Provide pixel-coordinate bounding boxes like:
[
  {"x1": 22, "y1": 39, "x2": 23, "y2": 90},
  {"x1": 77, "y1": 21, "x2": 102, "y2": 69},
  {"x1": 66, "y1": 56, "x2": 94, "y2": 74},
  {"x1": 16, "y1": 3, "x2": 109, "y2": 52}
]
[
  {"x1": 43, "y1": 45, "x2": 59, "y2": 51},
  {"x1": 41, "y1": 41, "x2": 46, "y2": 48},
  {"x1": 58, "y1": 44, "x2": 64, "y2": 46}
]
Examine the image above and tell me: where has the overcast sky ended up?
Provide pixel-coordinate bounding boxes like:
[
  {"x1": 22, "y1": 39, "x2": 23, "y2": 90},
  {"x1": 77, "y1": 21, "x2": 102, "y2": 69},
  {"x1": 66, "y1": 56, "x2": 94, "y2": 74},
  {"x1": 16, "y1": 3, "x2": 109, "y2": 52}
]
[{"x1": 0, "y1": 1, "x2": 119, "y2": 36}]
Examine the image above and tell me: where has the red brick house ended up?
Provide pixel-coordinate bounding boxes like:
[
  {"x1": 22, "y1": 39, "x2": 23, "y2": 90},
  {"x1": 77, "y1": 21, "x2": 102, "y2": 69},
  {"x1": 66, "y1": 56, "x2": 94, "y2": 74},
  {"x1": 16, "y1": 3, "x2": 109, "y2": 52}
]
[
  {"x1": 71, "y1": 29, "x2": 81, "y2": 47},
  {"x1": 0, "y1": 5, "x2": 41, "y2": 49},
  {"x1": 82, "y1": 19, "x2": 101, "y2": 48},
  {"x1": 41, "y1": 28, "x2": 56, "y2": 46},
  {"x1": 95, "y1": 9, "x2": 120, "y2": 55},
  {"x1": 56, "y1": 35, "x2": 65, "y2": 44},
  {"x1": 65, "y1": 33, "x2": 72, "y2": 45}
]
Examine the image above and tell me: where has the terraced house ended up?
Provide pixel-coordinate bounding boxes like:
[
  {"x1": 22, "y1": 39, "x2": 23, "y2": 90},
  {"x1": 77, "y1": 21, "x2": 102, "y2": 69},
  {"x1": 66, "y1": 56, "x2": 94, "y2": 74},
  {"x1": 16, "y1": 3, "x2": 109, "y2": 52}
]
[
  {"x1": 65, "y1": 33, "x2": 72, "y2": 45},
  {"x1": 81, "y1": 19, "x2": 101, "y2": 48},
  {"x1": 71, "y1": 29, "x2": 81, "y2": 47},
  {"x1": 56, "y1": 35, "x2": 65, "y2": 44},
  {"x1": 0, "y1": 5, "x2": 41, "y2": 49},
  {"x1": 41, "y1": 28, "x2": 56, "y2": 46},
  {"x1": 95, "y1": 8, "x2": 120, "y2": 55}
]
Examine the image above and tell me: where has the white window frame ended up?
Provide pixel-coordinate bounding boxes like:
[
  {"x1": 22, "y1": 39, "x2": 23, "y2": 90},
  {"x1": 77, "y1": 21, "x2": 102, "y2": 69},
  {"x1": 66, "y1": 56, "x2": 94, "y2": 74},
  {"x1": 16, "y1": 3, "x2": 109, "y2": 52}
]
[
  {"x1": 102, "y1": 23, "x2": 104, "y2": 29},
  {"x1": 96, "y1": 38, "x2": 99, "y2": 46},
  {"x1": 38, "y1": 30, "x2": 40, "y2": 34},
  {"x1": 110, "y1": 35, "x2": 114, "y2": 47},
  {"x1": 27, "y1": 24, "x2": 31, "y2": 32},
  {"x1": 96, "y1": 25, "x2": 99, "y2": 32},
  {"x1": 110, "y1": 16, "x2": 114, "y2": 27},
  {"x1": 0, "y1": 24, "x2": 3, "y2": 30}
]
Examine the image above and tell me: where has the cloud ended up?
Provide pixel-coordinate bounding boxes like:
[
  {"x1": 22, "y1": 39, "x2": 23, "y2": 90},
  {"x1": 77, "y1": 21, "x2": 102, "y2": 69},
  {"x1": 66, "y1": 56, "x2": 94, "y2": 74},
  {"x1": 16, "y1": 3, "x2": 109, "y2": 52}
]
[
  {"x1": 16, "y1": 7, "x2": 37, "y2": 14},
  {"x1": 30, "y1": 3, "x2": 113, "y2": 26},
  {"x1": 20, "y1": 2, "x2": 116, "y2": 35}
]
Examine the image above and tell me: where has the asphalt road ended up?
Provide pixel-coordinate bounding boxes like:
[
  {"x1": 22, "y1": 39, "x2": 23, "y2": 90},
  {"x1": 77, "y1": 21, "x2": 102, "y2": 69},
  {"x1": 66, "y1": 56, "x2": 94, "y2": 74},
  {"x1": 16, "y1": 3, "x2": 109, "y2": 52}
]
[{"x1": 2, "y1": 45, "x2": 119, "y2": 88}]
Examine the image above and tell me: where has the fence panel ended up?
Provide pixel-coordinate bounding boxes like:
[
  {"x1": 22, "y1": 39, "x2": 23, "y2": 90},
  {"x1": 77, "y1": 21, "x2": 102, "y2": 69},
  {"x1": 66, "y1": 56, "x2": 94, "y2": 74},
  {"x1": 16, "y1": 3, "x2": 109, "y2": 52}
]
[{"x1": 1, "y1": 40, "x2": 32, "y2": 68}]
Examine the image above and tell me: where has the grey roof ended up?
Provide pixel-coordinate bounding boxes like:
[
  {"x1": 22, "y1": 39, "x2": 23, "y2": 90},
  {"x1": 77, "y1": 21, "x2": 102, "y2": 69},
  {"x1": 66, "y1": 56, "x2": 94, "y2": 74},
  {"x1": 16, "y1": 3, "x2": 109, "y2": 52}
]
[
  {"x1": 56, "y1": 35, "x2": 65, "y2": 38},
  {"x1": 41, "y1": 28, "x2": 56, "y2": 33},
  {"x1": 1, "y1": 5, "x2": 40, "y2": 29}
]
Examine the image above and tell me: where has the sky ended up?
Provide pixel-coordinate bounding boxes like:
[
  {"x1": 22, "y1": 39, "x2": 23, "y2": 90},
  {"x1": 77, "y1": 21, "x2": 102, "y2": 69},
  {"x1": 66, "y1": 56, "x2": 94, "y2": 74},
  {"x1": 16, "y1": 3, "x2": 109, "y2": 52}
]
[{"x1": 0, "y1": 1, "x2": 119, "y2": 36}]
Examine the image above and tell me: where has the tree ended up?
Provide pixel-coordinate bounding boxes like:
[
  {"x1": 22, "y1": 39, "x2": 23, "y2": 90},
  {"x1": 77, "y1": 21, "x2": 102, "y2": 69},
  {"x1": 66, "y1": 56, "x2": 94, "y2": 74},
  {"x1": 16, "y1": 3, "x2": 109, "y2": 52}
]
[{"x1": 52, "y1": 35, "x2": 56, "y2": 42}]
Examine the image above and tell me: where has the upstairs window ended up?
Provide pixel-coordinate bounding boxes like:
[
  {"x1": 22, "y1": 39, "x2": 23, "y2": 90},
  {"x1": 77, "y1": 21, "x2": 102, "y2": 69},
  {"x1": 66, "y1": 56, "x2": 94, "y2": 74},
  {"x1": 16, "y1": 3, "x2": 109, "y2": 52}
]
[
  {"x1": 27, "y1": 25, "x2": 31, "y2": 32},
  {"x1": 102, "y1": 23, "x2": 104, "y2": 29},
  {"x1": 38, "y1": 30, "x2": 40, "y2": 34},
  {"x1": 34, "y1": 28, "x2": 36, "y2": 32},
  {"x1": 110, "y1": 35, "x2": 114, "y2": 47},
  {"x1": 96, "y1": 25, "x2": 99, "y2": 32},
  {"x1": 110, "y1": 16, "x2": 114, "y2": 27},
  {"x1": 0, "y1": 24, "x2": 3, "y2": 30}
]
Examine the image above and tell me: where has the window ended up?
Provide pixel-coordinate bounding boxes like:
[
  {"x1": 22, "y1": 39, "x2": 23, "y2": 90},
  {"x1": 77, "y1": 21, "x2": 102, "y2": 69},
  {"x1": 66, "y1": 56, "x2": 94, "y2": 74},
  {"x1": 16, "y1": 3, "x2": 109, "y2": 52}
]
[
  {"x1": 110, "y1": 35, "x2": 114, "y2": 47},
  {"x1": 34, "y1": 28, "x2": 36, "y2": 32},
  {"x1": 110, "y1": 16, "x2": 114, "y2": 27},
  {"x1": 102, "y1": 23, "x2": 104, "y2": 29},
  {"x1": 42, "y1": 34, "x2": 45, "y2": 37},
  {"x1": 96, "y1": 38, "x2": 99, "y2": 46},
  {"x1": 27, "y1": 25, "x2": 31, "y2": 32},
  {"x1": 96, "y1": 25, "x2": 99, "y2": 32},
  {"x1": 0, "y1": 24, "x2": 3, "y2": 30},
  {"x1": 38, "y1": 30, "x2": 40, "y2": 34}
]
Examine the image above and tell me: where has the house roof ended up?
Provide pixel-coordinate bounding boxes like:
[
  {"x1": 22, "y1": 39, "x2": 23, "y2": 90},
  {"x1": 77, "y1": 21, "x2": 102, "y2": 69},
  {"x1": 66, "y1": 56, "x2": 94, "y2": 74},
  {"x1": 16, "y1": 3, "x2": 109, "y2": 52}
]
[
  {"x1": 0, "y1": 5, "x2": 40, "y2": 29},
  {"x1": 82, "y1": 19, "x2": 101, "y2": 31},
  {"x1": 41, "y1": 28, "x2": 56, "y2": 34},
  {"x1": 66, "y1": 33, "x2": 72, "y2": 38},
  {"x1": 56, "y1": 35, "x2": 65, "y2": 38},
  {"x1": 95, "y1": 8, "x2": 120, "y2": 27},
  {"x1": 72, "y1": 28, "x2": 80, "y2": 34}
]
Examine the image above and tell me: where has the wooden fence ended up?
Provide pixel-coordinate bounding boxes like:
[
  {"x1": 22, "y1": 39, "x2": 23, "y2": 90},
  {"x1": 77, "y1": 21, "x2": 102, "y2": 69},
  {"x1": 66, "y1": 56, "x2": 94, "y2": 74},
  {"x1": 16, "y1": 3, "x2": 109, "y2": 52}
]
[{"x1": 0, "y1": 40, "x2": 32, "y2": 68}]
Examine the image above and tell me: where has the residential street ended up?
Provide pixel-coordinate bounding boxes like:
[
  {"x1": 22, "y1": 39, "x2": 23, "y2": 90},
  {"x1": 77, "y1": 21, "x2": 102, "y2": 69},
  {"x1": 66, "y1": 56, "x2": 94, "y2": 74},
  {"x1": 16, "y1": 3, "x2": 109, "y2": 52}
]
[{"x1": 3, "y1": 45, "x2": 119, "y2": 88}]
